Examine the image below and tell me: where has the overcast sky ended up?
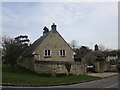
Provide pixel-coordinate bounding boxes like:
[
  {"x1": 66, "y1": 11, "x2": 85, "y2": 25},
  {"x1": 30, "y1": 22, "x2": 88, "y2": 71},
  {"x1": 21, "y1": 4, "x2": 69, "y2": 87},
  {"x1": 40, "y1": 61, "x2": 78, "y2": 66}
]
[{"x1": 2, "y1": 2, "x2": 118, "y2": 50}]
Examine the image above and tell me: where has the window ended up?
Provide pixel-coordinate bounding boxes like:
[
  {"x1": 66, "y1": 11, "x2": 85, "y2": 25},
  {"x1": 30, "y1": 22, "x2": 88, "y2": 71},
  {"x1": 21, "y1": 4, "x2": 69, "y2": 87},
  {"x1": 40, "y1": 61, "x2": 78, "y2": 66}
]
[
  {"x1": 44, "y1": 50, "x2": 51, "y2": 57},
  {"x1": 59, "y1": 50, "x2": 66, "y2": 56}
]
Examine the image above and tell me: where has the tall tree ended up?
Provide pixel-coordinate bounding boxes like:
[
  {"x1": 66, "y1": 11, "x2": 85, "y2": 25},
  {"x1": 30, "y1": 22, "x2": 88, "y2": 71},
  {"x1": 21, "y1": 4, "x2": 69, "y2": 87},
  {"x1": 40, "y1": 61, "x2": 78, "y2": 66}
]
[
  {"x1": 75, "y1": 46, "x2": 91, "y2": 58},
  {"x1": 2, "y1": 35, "x2": 30, "y2": 70},
  {"x1": 74, "y1": 46, "x2": 91, "y2": 62},
  {"x1": 15, "y1": 35, "x2": 30, "y2": 49},
  {"x1": 2, "y1": 36, "x2": 23, "y2": 68}
]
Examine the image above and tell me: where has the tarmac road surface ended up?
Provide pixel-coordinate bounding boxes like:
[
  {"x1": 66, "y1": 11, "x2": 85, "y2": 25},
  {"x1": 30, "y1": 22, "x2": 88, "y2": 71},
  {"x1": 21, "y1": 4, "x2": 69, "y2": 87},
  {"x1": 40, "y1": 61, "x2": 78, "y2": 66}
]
[{"x1": 49, "y1": 74, "x2": 118, "y2": 88}]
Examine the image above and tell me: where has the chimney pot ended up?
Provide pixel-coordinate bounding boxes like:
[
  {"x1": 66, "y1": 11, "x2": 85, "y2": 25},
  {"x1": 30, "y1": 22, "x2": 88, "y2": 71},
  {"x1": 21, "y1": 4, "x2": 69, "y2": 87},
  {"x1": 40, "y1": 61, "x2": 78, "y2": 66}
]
[{"x1": 51, "y1": 23, "x2": 57, "y2": 31}]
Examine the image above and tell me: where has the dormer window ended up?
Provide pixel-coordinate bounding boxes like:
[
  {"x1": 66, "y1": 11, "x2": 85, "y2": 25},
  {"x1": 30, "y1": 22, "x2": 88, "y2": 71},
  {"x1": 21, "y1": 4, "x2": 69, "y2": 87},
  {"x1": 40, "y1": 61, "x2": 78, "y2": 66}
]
[
  {"x1": 44, "y1": 50, "x2": 51, "y2": 58},
  {"x1": 59, "y1": 50, "x2": 66, "y2": 56}
]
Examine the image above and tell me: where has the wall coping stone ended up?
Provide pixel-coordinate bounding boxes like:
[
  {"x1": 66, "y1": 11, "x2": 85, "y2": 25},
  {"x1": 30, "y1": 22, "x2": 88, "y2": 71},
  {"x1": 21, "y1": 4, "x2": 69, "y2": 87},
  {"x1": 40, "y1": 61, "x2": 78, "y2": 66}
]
[{"x1": 34, "y1": 60, "x2": 82, "y2": 65}]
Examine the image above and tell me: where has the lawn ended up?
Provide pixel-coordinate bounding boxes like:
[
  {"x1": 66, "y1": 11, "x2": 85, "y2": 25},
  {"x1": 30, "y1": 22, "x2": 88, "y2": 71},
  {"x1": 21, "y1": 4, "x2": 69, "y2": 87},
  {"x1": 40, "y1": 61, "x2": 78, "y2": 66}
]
[{"x1": 2, "y1": 64, "x2": 100, "y2": 85}]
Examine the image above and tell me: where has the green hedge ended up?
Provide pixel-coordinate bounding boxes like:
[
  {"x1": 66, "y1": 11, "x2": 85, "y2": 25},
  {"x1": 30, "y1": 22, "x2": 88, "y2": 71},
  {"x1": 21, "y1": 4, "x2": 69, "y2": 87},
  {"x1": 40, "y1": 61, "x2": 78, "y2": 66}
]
[
  {"x1": 96, "y1": 58, "x2": 105, "y2": 62},
  {"x1": 74, "y1": 57, "x2": 81, "y2": 62}
]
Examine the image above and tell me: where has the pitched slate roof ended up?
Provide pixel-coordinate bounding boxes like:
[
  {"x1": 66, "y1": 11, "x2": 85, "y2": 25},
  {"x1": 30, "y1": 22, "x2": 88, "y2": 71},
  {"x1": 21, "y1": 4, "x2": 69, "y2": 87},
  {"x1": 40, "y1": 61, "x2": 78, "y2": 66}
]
[
  {"x1": 22, "y1": 26, "x2": 73, "y2": 57},
  {"x1": 22, "y1": 32, "x2": 50, "y2": 56},
  {"x1": 83, "y1": 50, "x2": 105, "y2": 59}
]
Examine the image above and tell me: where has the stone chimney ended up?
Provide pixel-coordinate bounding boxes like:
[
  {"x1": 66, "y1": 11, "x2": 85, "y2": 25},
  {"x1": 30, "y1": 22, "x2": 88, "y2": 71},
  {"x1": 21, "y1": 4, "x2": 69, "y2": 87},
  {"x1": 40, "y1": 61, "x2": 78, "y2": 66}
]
[
  {"x1": 43, "y1": 26, "x2": 49, "y2": 35},
  {"x1": 51, "y1": 23, "x2": 57, "y2": 31},
  {"x1": 94, "y1": 44, "x2": 99, "y2": 51}
]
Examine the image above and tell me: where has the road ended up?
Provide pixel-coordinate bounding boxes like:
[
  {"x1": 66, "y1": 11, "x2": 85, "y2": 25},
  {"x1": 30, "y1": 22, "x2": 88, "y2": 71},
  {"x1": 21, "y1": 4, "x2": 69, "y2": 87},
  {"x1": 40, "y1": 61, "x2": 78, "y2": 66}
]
[
  {"x1": 50, "y1": 75, "x2": 118, "y2": 88},
  {"x1": 2, "y1": 75, "x2": 119, "y2": 90}
]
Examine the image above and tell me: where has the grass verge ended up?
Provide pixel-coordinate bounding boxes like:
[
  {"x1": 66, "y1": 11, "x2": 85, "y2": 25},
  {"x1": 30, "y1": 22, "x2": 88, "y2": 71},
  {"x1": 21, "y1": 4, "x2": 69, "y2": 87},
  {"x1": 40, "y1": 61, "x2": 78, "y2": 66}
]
[
  {"x1": 2, "y1": 64, "x2": 100, "y2": 85},
  {"x1": 105, "y1": 70, "x2": 118, "y2": 73}
]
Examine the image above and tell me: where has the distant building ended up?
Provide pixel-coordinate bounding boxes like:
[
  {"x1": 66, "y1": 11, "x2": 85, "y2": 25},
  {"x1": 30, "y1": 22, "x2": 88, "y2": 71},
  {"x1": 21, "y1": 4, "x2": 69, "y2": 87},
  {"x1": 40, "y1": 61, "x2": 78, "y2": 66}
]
[
  {"x1": 106, "y1": 53, "x2": 118, "y2": 62},
  {"x1": 82, "y1": 44, "x2": 109, "y2": 73},
  {"x1": 105, "y1": 51, "x2": 118, "y2": 70}
]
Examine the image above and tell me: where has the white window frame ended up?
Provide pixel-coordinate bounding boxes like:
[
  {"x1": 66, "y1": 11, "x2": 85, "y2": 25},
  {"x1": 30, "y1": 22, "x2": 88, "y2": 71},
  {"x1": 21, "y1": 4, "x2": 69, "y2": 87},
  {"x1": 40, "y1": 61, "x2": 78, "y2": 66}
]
[
  {"x1": 38, "y1": 53, "x2": 40, "y2": 60},
  {"x1": 44, "y1": 50, "x2": 51, "y2": 57},
  {"x1": 59, "y1": 50, "x2": 66, "y2": 56}
]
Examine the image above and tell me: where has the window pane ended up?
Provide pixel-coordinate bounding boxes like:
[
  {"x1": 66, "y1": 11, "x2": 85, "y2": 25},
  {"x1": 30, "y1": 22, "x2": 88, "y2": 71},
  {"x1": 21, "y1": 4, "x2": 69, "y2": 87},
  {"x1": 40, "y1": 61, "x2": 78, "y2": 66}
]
[
  {"x1": 48, "y1": 50, "x2": 50, "y2": 56},
  {"x1": 63, "y1": 50, "x2": 65, "y2": 55},
  {"x1": 45, "y1": 50, "x2": 47, "y2": 56},
  {"x1": 60, "y1": 50, "x2": 62, "y2": 56}
]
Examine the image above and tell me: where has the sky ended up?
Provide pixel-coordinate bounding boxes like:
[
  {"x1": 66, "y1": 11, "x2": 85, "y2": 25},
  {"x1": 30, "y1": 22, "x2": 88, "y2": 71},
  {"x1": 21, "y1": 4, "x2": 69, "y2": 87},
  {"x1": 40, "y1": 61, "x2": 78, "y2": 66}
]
[{"x1": 2, "y1": 2, "x2": 118, "y2": 50}]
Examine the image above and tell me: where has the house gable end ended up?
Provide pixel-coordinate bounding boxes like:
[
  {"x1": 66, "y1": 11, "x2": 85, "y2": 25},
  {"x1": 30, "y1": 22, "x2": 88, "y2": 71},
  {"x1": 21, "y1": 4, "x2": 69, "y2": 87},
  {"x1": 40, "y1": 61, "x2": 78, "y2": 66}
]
[
  {"x1": 35, "y1": 30, "x2": 74, "y2": 53},
  {"x1": 34, "y1": 29, "x2": 74, "y2": 62}
]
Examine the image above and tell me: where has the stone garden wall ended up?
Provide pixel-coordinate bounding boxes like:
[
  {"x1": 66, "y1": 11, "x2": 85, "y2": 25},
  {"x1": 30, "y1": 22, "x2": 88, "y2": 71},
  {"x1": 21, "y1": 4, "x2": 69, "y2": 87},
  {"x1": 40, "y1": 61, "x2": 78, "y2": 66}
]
[
  {"x1": 110, "y1": 65, "x2": 117, "y2": 71},
  {"x1": 34, "y1": 60, "x2": 87, "y2": 75},
  {"x1": 95, "y1": 61, "x2": 111, "y2": 72}
]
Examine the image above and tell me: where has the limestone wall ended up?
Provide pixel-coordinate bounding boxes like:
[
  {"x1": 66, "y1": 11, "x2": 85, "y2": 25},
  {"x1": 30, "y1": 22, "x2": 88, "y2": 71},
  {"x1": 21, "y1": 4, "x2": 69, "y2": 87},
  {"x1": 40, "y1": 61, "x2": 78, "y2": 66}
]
[
  {"x1": 34, "y1": 60, "x2": 87, "y2": 75},
  {"x1": 95, "y1": 62, "x2": 110, "y2": 72},
  {"x1": 110, "y1": 65, "x2": 117, "y2": 71},
  {"x1": 34, "y1": 63, "x2": 67, "y2": 74},
  {"x1": 70, "y1": 63, "x2": 87, "y2": 75}
]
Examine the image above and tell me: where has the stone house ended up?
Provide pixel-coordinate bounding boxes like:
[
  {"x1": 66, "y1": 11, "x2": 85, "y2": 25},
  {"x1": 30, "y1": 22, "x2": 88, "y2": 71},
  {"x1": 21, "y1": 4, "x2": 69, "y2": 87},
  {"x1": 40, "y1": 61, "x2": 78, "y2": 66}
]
[
  {"x1": 106, "y1": 52, "x2": 118, "y2": 71},
  {"x1": 106, "y1": 53, "x2": 118, "y2": 62},
  {"x1": 81, "y1": 44, "x2": 110, "y2": 73},
  {"x1": 18, "y1": 23, "x2": 87, "y2": 75}
]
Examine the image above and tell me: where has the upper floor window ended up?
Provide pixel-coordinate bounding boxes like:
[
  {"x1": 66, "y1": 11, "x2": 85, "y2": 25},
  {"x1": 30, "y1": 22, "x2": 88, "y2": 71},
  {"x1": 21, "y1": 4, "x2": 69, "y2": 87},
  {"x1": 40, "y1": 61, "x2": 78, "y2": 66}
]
[
  {"x1": 59, "y1": 50, "x2": 66, "y2": 56},
  {"x1": 44, "y1": 50, "x2": 51, "y2": 57}
]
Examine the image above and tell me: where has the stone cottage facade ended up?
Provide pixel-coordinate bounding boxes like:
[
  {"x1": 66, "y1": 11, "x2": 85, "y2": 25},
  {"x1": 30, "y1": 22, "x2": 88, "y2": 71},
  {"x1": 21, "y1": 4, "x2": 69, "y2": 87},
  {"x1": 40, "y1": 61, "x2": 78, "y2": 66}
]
[
  {"x1": 18, "y1": 23, "x2": 87, "y2": 75},
  {"x1": 81, "y1": 44, "x2": 111, "y2": 73}
]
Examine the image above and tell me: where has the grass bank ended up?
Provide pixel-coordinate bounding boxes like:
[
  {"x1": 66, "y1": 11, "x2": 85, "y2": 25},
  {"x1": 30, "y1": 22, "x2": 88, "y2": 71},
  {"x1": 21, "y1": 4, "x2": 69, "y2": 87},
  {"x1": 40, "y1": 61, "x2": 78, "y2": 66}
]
[{"x1": 2, "y1": 64, "x2": 100, "y2": 85}]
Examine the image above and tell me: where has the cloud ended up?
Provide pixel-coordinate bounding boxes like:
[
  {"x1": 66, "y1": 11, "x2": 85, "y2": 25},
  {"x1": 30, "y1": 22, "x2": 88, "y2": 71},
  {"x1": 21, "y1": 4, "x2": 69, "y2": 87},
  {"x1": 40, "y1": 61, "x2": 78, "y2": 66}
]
[{"x1": 2, "y1": 2, "x2": 118, "y2": 49}]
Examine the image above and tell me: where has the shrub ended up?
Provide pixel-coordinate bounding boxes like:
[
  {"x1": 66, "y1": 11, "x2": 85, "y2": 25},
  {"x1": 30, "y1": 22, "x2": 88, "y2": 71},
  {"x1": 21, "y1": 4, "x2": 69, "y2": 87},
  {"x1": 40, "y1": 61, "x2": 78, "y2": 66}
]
[
  {"x1": 74, "y1": 57, "x2": 81, "y2": 62},
  {"x1": 96, "y1": 57, "x2": 105, "y2": 62}
]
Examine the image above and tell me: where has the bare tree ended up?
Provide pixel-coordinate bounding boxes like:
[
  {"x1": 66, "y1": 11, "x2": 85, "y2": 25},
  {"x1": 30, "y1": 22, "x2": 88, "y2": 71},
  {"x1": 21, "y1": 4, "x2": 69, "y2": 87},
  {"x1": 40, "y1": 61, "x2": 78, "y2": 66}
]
[
  {"x1": 98, "y1": 44, "x2": 105, "y2": 51},
  {"x1": 70, "y1": 40, "x2": 78, "y2": 50}
]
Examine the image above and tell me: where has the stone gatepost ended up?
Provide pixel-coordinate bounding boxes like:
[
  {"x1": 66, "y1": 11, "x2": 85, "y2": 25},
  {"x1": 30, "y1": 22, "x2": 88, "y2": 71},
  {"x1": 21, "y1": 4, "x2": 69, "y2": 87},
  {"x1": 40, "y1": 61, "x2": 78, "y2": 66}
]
[
  {"x1": 95, "y1": 61, "x2": 106, "y2": 73},
  {"x1": 95, "y1": 62, "x2": 99, "y2": 72}
]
